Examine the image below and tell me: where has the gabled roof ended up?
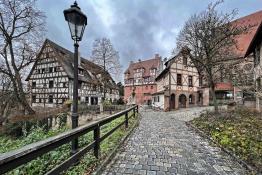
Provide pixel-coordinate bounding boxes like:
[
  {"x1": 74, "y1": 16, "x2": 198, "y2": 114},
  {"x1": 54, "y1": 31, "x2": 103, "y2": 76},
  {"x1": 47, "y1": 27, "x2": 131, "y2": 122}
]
[
  {"x1": 231, "y1": 10, "x2": 262, "y2": 58},
  {"x1": 124, "y1": 55, "x2": 161, "y2": 78},
  {"x1": 215, "y1": 82, "x2": 234, "y2": 91},
  {"x1": 245, "y1": 19, "x2": 262, "y2": 57},
  {"x1": 155, "y1": 48, "x2": 192, "y2": 81},
  {"x1": 26, "y1": 39, "x2": 118, "y2": 89}
]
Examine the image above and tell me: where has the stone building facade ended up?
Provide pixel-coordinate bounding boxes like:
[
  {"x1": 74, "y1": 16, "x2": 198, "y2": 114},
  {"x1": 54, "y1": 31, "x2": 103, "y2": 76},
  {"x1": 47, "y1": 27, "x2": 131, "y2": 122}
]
[
  {"x1": 245, "y1": 16, "x2": 262, "y2": 110},
  {"x1": 213, "y1": 10, "x2": 262, "y2": 102},
  {"x1": 124, "y1": 55, "x2": 162, "y2": 105}
]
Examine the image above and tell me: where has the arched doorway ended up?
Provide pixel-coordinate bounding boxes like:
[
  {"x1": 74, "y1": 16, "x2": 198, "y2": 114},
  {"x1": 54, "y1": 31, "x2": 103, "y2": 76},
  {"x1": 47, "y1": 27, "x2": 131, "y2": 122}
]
[
  {"x1": 179, "y1": 94, "x2": 187, "y2": 108},
  {"x1": 170, "y1": 94, "x2": 176, "y2": 110}
]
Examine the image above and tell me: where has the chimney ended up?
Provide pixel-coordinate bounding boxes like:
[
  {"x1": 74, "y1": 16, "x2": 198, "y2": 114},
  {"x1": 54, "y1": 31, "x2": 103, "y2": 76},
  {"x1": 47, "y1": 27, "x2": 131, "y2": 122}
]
[
  {"x1": 138, "y1": 59, "x2": 141, "y2": 62},
  {"x1": 130, "y1": 60, "x2": 134, "y2": 64},
  {"x1": 155, "y1": 53, "x2": 160, "y2": 58}
]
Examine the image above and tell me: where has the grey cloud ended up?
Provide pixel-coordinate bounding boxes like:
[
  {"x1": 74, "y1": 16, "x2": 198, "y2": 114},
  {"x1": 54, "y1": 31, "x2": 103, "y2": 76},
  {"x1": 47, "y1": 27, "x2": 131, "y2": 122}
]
[{"x1": 37, "y1": 0, "x2": 261, "y2": 81}]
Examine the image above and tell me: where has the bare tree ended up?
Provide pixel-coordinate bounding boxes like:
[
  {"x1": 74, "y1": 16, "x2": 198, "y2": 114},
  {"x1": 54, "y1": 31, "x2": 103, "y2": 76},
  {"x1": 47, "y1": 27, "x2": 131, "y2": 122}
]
[
  {"x1": 176, "y1": 0, "x2": 246, "y2": 112},
  {"x1": 91, "y1": 38, "x2": 122, "y2": 100},
  {"x1": 0, "y1": 0, "x2": 45, "y2": 115}
]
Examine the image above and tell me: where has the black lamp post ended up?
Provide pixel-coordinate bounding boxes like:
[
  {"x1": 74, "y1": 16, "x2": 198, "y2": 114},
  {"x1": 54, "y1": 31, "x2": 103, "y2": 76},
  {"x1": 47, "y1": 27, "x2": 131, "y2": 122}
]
[{"x1": 64, "y1": 1, "x2": 87, "y2": 153}]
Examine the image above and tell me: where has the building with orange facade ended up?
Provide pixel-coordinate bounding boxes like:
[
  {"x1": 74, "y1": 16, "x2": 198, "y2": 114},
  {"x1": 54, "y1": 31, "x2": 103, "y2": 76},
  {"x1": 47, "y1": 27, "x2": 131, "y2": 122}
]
[{"x1": 124, "y1": 54, "x2": 162, "y2": 105}]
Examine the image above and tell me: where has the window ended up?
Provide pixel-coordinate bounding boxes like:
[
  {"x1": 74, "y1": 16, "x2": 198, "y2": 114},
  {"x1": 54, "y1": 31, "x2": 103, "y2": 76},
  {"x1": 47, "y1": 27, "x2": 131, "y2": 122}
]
[
  {"x1": 63, "y1": 82, "x2": 67, "y2": 88},
  {"x1": 151, "y1": 85, "x2": 153, "y2": 89},
  {"x1": 42, "y1": 68, "x2": 45, "y2": 74},
  {"x1": 48, "y1": 95, "x2": 53, "y2": 103},
  {"x1": 150, "y1": 68, "x2": 156, "y2": 75},
  {"x1": 32, "y1": 95, "x2": 36, "y2": 103},
  {"x1": 188, "y1": 76, "x2": 193, "y2": 87},
  {"x1": 85, "y1": 97, "x2": 89, "y2": 103},
  {"x1": 46, "y1": 52, "x2": 49, "y2": 58},
  {"x1": 49, "y1": 67, "x2": 53, "y2": 73},
  {"x1": 154, "y1": 96, "x2": 160, "y2": 102},
  {"x1": 91, "y1": 97, "x2": 98, "y2": 105},
  {"x1": 49, "y1": 80, "x2": 54, "y2": 88},
  {"x1": 199, "y1": 76, "x2": 203, "y2": 87},
  {"x1": 145, "y1": 85, "x2": 148, "y2": 90},
  {"x1": 183, "y1": 57, "x2": 187, "y2": 65},
  {"x1": 177, "y1": 74, "x2": 182, "y2": 85},
  {"x1": 78, "y1": 69, "x2": 84, "y2": 75},
  {"x1": 32, "y1": 82, "x2": 36, "y2": 88},
  {"x1": 189, "y1": 95, "x2": 193, "y2": 104},
  {"x1": 78, "y1": 82, "x2": 82, "y2": 89},
  {"x1": 257, "y1": 77, "x2": 261, "y2": 89},
  {"x1": 37, "y1": 69, "x2": 41, "y2": 74},
  {"x1": 92, "y1": 85, "x2": 97, "y2": 91}
]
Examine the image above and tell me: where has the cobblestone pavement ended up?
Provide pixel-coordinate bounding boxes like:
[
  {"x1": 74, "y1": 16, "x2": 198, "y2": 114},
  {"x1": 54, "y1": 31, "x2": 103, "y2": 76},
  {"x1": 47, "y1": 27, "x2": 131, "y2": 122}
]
[{"x1": 102, "y1": 107, "x2": 247, "y2": 175}]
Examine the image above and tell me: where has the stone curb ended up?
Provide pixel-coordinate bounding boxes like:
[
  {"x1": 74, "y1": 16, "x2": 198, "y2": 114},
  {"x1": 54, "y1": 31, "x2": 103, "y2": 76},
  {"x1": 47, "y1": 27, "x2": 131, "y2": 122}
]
[
  {"x1": 93, "y1": 113, "x2": 141, "y2": 175},
  {"x1": 185, "y1": 121, "x2": 260, "y2": 174}
]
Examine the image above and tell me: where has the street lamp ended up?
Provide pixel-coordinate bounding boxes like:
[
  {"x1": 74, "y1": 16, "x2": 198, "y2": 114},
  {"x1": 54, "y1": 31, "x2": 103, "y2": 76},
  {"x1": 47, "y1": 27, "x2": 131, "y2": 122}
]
[{"x1": 64, "y1": 1, "x2": 87, "y2": 153}]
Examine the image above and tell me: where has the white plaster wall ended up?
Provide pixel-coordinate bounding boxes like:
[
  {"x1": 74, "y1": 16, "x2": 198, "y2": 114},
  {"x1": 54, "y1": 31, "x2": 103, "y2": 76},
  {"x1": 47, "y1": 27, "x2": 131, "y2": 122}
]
[{"x1": 152, "y1": 94, "x2": 164, "y2": 110}]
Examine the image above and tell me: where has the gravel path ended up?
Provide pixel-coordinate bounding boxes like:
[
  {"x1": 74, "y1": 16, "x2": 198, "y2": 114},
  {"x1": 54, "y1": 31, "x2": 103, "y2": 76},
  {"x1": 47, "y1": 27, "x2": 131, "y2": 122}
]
[{"x1": 102, "y1": 107, "x2": 247, "y2": 175}]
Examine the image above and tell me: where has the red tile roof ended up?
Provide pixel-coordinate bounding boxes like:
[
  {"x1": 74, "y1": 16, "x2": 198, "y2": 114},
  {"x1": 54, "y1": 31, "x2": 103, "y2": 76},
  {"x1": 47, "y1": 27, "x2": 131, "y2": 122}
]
[
  {"x1": 215, "y1": 82, "x2": 234, "y2": 91},
  {"x1": 124, "y1": 55, "x2": 161, "y2": 78},
  {"x1": 231, "y1": 10, "x2": 262, "y2": 58}
]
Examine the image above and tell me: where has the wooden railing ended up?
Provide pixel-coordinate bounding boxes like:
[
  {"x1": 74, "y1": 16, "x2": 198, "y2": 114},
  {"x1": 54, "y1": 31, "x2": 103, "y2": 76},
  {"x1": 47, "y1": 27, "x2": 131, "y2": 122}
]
[{"x1": 0, "y1": 105, "x2": 138, "y2": 175}]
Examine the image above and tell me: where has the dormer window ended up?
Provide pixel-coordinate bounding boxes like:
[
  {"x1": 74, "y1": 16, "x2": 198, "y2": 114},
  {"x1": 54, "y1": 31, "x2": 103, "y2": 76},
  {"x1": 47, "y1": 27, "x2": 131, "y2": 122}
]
[
  {"x1": 150, "y1": 68, "x2": 156, "y2": 75},
  {"x1": 78, "y1": 68, "x2": 84, "y2": 75}
]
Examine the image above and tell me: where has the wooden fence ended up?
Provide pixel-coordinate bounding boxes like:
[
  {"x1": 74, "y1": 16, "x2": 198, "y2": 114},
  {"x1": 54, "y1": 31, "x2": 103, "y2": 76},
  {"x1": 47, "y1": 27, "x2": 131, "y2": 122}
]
[{"x1": 0, "y1": 105, "x2": 138, "y2": 174}]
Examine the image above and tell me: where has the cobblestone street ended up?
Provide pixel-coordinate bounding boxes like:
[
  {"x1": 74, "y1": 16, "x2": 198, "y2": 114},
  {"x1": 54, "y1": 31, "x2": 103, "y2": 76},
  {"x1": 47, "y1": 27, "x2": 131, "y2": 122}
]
[{"x1": 102, "y1": 107, "x2": 247, "y2": 175}]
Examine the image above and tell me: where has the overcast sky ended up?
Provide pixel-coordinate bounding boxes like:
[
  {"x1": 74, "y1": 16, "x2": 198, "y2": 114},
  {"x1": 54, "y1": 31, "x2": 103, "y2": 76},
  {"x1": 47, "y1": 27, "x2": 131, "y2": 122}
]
[{"x1": 37, "y1": 0, "x2": 261, "y2": 80}]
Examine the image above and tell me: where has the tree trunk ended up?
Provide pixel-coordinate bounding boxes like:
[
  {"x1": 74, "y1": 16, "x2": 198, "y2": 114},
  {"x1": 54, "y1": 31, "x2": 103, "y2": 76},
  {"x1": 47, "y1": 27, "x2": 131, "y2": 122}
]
[
  {"x1": 102, "y1": 52, "x2": 106, "y2": 102},
  {"x1": 9, "y1": 41, "x2": 35, "y2": 114},
  {"x1": 210, "y1": 83, "x2": 219, "y2": 113}
]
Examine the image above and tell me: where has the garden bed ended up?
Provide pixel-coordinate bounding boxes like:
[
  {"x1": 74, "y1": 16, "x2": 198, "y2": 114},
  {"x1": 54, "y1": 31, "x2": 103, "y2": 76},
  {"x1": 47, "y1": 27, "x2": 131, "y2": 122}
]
[{"x1": 189, "y1": 107, "x2": 262, "y2": 173}]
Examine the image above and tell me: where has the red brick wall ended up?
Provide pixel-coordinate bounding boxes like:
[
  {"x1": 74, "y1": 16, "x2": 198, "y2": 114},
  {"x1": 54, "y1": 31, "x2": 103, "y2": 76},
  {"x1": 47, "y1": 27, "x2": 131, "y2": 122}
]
[{"x1": 124, "y1": 84, "x2": 157, "y2": 105}]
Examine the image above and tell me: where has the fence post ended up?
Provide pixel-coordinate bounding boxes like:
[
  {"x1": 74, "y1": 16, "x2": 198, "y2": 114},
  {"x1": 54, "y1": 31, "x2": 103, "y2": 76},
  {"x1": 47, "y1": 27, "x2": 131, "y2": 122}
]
[
  {"x1": 136, "y1": 105, "x2": 139, "y2": 114},
  {"x1": 94, "y1": 125, "x2": 100, "y2": 158},
  {"x1": 125, "y1": 112, "x2": 128, "y2": 128}
]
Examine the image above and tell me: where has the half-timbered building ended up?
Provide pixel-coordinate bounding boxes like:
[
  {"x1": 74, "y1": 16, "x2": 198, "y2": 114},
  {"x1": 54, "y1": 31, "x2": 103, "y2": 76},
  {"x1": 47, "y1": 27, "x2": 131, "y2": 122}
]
[
  {"x1": 26, "y1": 39, "x2": 119, "y2": 107},
  {"x1": 152, "y1": 48, "x2": 209, "y2": 111}
]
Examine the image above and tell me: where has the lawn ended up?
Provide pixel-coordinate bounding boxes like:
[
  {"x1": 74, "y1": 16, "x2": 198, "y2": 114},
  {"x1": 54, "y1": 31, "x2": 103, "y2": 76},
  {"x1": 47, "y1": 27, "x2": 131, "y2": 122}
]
[
  {"x1": 190, "y1": 107, "x2": 262, "y2": 172},
  {"x1": 0, "y1": 110, "x2": 138, "y2": 175}
]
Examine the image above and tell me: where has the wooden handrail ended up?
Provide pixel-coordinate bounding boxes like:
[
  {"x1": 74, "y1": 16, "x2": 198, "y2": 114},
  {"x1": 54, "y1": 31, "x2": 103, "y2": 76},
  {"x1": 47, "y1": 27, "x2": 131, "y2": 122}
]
[{"x1": 0, "y1": 105, "x2": 138, "y2": 174}]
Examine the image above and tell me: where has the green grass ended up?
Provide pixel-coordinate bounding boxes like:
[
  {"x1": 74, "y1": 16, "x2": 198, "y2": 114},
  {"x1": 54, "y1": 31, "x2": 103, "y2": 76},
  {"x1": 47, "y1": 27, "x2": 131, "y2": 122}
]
[
  {"x1": 190, "y1": 107, "x2": 262, "y2": 172},
  {"x1": 1, "y1": 110, "x2": 138, "y2": 175}
]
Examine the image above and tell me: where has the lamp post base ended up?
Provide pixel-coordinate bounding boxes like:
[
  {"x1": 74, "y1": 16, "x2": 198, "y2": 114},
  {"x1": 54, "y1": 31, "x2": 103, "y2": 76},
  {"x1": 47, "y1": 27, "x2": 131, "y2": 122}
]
[{"x1": 71, "y1": 112, "x2": 79, "y2": 153}]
